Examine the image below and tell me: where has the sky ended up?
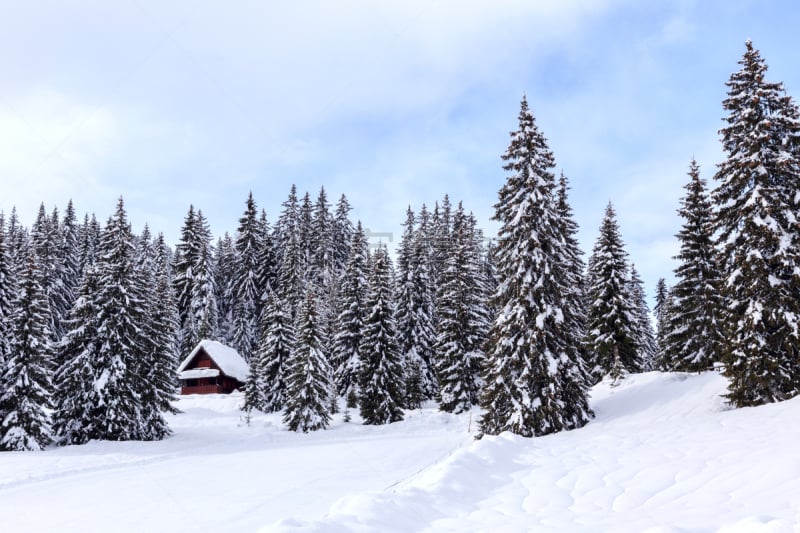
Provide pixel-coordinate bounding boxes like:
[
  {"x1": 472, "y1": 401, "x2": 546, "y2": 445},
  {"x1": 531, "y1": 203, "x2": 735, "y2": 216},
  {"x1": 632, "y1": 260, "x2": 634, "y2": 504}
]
[{"x1": 2, "y1": 0, "x2": 800, "y2": 301}]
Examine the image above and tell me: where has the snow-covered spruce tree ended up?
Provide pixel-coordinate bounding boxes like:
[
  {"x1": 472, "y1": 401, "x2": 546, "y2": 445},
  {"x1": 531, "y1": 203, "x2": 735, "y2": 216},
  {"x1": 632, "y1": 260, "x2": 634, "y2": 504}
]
[
  {"x1": 0, "y1": 254, "x2": 53, "y2": 451},
  {"x1": 52, "y1": 265, "x2": 103, "y2": 445},
  {"x1": 628, "y1": 264, "x2": 656, "y2": 371},
  {"x1": 408, "y1": 215, "x2": 439, "y2": 404},
  {"x1": 88, "y1": 198, "x2": 149, "y2": 440},
  {"x1": 254, "y1": 209, "x2": 277, "y2": 323},
  {"x1": 479, "y1": 96, "x2": 589, "y2": 438},
  {"x1": 275, "y1": 187, "x2": 306, "y2": 321},
  {"x1": 553, "y1": 173, "x2": 593, "y2": 429},
  {"x1": 662, "y1": 160, "x2": 725, "y2": 373},
  {"x1": 358, "y1": 245, "x2": 404, "y2": 424},
  {"x1": 0, "y1": 214, "x2": 16, "y2": 373},
  {"x1": 173, "y1": 206, "x2": 218, "y2": 357},
  {"x1": 137, "y1": 233, "x2": 180, "y2": 440},
  {"x1": 282, "y1": 289, "x2": 332, "y2": 432},
  {"x1": 191, "y1": 211, "x2": 218, "y2": 346},
  {"x1": 436, "y1": 205, "x2": 489, "y2": 414},
  {"x1": 173, "y1": 205, "x2": 199, "y2": 354},
  {"x1": 245, "y1": 291, "x2": 295, "y2": 413},
  {"x1": 584, "y1": 203, "x2": 640, "y2": 384},
  {"x1": 78, "y1": 213, "x2": 100, "y2": 274},
  {"x1": 395, "y1": 207, "x2": 438, "y2": 408},
  {"x1": 331, "y1": 222, "x2": 370, "y2": 408},
  {"x1": 31, "y1": 203, "x2": 66, "y2": 343},
  {"x1": 653, "y1": 277, "x2": 669, "y2": 362},
  {"x1": 231, "y1": 192, "x2": 262, "y2": 362},
  {"x1": 310, "y1": 187, "x2": 338, "y2": 353},
  {"x1": 53, "y1": 200, "x2": 81, "y2": 342},
  {"x1": 430, "y1": 196, "x2": 452, "y2": 291},
  {"x1": 214, "y1": 232, "x2": 237, "y2": 345},
  {"x1": 713, "y1": 41, "x2": 800, "y2": 406},
  {"x1": 6, "y1": 207, "x2": 31, "y2": 274},
  {"x1": 298, "y1": 192, "x2": 314, "y2": 277},
  {"x1": 332, "y1": 195, "x2": 354, "y2": 276}
]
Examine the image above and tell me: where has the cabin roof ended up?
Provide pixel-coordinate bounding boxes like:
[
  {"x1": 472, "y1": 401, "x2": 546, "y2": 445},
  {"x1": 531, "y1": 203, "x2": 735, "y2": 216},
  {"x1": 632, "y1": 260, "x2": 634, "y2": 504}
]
[{"x1": 178, "y1": 340, "x2": 249, "y2": 382}]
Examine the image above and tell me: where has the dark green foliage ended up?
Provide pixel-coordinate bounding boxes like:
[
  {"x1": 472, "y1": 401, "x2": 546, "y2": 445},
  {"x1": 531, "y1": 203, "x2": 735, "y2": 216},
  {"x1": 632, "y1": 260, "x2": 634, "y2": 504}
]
[
  {"x1": 395, "y1": 207, "x2": 438, "y2": 408},
  {"x1": 713, "y1": 41, "x2": 800, "y2": 406},
  {"x1": 553, "y1": 173, "x2": 593, "y2": 429},
  {"x1": 282, "y1": 290, "x2": 332, "y2": 432},
  {"x1": 52, "y1": 266, "x2": 103, "y2": 445},
  {"x1": 435, "y1": 205, "x2": 488, "y2": 414},
  {"x1": 246, "y1": 292, "x2": 295, "y2": 413},
  {"x1": 331, "y1": 223, "x2": 370, "y2": 405},
  {"x1": 663, "y1": 161, "x2": 725, "y2": 373},
  {"x1": 629, "y1": 264, "x2": 656, "y2": 371},
  {"x1": 358, "y1": 246, "x2": 404, "y2": 425},
  {"x1": 480, "y1": 96, "x2": 591, "y2": 438},
  {"x1": 0, "y1": 255, "x2": 53, "y2": 451},
  {"x1": 173, "y1": 206, "x2": 218, "y2": 358},
  {"x1": 585, "y1": 203, "x2": 640, "y2": 384},
  {"x1": 231, "y1": 192, "x2": 262, "y2": 362}
]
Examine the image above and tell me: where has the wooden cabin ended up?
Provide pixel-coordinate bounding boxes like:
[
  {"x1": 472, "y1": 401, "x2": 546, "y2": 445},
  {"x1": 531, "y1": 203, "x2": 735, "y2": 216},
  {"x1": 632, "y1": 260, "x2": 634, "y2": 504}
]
[{"x1": 178, "y1": 340, "x2": 249, "y2": 395}]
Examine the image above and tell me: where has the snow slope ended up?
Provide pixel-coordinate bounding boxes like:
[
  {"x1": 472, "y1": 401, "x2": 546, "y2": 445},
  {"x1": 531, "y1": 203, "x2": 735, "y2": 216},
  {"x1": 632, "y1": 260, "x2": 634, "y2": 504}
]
[
  {"x1": 271, "y1": 372, "x2": 800, "y2": 532},
  {"x1": 0, "y1": 395, "x2": 472, "y2": 532},
  {"x1": 2, "y1": 372, "x2": 799, "y2": 532}
]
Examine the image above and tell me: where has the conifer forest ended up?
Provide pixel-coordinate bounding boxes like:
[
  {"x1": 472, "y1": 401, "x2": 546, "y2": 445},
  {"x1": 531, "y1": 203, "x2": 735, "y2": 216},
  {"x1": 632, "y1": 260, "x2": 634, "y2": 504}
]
[{"x1": 2, "y1": 40, "x2": 800, "y2": 452}]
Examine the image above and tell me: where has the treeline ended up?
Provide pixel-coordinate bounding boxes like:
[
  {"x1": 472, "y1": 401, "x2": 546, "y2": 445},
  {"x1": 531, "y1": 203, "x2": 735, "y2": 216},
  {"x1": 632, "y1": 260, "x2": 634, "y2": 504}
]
[{"x1": 1, "y1": 40, "x2": 797, "y2": 449}]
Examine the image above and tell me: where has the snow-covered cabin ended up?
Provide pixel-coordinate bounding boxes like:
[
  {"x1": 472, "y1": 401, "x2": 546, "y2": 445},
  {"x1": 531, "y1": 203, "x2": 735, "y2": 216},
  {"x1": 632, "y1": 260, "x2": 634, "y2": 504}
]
[{"x1": 178, "y1": 340, "x2": 249, "y2": 395}]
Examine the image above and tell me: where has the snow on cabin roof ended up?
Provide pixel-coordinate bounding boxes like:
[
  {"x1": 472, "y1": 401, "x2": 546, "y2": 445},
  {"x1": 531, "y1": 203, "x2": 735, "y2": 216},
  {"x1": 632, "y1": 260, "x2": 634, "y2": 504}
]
[
  {"x1": 179, "y1": 368, "x2": 220, "y2": 380},
  {"x1": 177, "y1": 340, "x2": 249, "y2": 382}
]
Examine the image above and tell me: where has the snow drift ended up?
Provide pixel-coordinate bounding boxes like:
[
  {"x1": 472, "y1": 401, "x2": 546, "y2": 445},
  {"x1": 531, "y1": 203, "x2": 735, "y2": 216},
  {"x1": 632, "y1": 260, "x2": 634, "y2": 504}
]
[{"x1": 2, "y1": 372, "x2": 799, "y2": 532}]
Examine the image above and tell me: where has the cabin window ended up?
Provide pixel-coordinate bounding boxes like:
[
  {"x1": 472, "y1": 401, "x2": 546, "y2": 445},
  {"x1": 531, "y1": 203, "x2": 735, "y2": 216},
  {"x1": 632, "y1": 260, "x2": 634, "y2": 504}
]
[{"x1": 186, "y1": 379, "x2": 198, "y2": 387}]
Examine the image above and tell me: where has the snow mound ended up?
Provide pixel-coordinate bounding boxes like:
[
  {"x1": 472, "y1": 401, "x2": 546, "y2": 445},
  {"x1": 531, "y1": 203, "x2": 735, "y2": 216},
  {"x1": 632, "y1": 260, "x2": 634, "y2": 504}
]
[{"x1": 266, "y1": 372, "x2": 800, "y2": 532}]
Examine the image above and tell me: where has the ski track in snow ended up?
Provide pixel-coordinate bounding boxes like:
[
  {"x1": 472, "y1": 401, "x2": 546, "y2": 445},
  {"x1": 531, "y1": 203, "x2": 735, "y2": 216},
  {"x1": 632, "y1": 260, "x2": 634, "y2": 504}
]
[{"x1": 2, "y1": 373, "x2": 800, "y2": 532}]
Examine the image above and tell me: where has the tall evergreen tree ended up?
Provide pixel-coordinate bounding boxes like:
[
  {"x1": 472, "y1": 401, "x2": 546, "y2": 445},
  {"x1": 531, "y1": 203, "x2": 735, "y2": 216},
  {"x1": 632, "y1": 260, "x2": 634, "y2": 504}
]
[
  {"x1": 254, "y1": 209, "x2": 276, "y2": 326},
  {"x1": 436, "y1": 205, "x2": 488, "y2": 414},
  {"x1": 52, "y1": 200, "x2": 81, "y2": 341},
  {"x1": 358, "y1": 246, "x2": 404, "y2": 424},
  {"x1": 394, "y1": 207, "x2": 438, "y2": 408},
  {"x1": 78, "y1": 213, "x2": 100, "y2": 274},
  {"x1": 276, "y1": 186, "x2": 305, "y2": 320},
  {"x1": 653, "y1": 277, "x2": 670, "y2": 361},
  {"x1": 0, "y1": 254, "x2": 53, "y2": 451},
  {"x1": 663, "y1": 160, "x2": 725, "y2": 372},
  {"x1": 174, "y1": 207, "x2": 218, "y2": 356},
  {"x1": 628, "y1": 264, "x2": 657, "y2": 371},
  {"x1": 256, "y1": 290, "x2": 296, "y2": 413},
  {"x1": 231, "y1": 192, "x2": 262, "y2": 362},
  {"x1": 0, "y1": 214, "x2": 15, "y2": 373},
  {"x1": 713, "y1": 41, "x2": 800, "y2": 406},
  {"x1": 584, "y1": 203, "x2": 640, "y2": 384},
  {"x1": 553, "y1": 173, "x2": 593, "y2": 428},
  {"x1": 331, "y1": 194, "x2": 354, "y2": 275},
  {"x1": 88, "y1": 198, "x2": 149, "y2": 440},
  {"x1": 480, "y1": 96, "x2": 589, "y2": 438},
  {"x1": 138, "y1": 233, "x2": 180, "y2": 440},
  {"x1": 331, "y1": 223, "x2": 370, "y2": 407},
  {"x1": 31, "y1": 203, "x2": 64, "y2": 342},
  {"x1": 52, "y1": 265, "x2": 103, "y2": 445},
  {"x1": 282, "y1": 289, "x2": 332, "y2": 432},
  {"x1": 214, "y1": 232, "x2": 237, "y2": 345}
]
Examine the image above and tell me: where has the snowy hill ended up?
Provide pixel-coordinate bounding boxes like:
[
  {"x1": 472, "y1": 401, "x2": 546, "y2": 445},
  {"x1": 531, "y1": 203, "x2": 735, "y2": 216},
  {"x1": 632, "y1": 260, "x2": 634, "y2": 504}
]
[{"x1": 3, "y1": 373, "x2": 800, "y2": 532}]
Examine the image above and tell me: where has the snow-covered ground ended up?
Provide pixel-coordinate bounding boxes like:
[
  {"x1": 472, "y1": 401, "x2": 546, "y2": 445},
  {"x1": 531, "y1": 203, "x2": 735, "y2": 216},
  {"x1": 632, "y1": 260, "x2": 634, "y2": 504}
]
[{"x1": 2, "y1": 373, "x2": 800, "y2": 532}]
